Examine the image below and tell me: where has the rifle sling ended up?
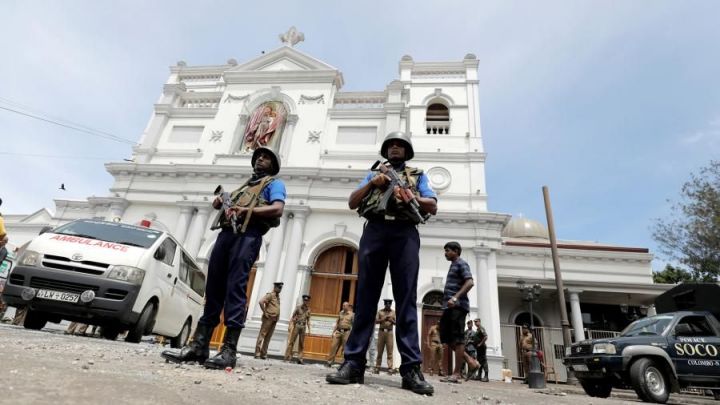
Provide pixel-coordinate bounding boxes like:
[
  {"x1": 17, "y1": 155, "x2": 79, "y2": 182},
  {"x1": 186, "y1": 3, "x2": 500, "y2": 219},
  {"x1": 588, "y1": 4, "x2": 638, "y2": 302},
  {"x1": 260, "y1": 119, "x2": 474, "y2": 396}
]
[{"x1": 240, "y1": 176, "x2": 273, "y2": 233}]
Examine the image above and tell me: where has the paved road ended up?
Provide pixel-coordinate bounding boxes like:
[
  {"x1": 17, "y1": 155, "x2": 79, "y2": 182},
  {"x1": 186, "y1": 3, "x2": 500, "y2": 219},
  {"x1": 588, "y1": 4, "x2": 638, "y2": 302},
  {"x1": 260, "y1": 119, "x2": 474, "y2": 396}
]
[{"x1": 0, "y1": 323, "x2": 717, "y2": 405}]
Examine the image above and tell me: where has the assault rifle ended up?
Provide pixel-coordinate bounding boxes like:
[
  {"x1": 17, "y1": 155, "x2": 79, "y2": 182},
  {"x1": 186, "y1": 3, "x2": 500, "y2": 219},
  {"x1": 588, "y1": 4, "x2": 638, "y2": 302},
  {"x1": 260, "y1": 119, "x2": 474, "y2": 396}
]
[
  {"x1": 372, "y1": 160, "x2": 429, "y2": 224},
  {"x1": 210, "y1": 185, "x2": 238, "y2": 233}
]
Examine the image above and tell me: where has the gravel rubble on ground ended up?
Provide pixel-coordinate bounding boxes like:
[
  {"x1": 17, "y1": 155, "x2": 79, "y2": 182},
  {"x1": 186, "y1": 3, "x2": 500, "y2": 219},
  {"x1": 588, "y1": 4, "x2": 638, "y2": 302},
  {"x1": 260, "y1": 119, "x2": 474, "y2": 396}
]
[{"x1": 0, "y1": 324, "x2": 717, "y2": 405}]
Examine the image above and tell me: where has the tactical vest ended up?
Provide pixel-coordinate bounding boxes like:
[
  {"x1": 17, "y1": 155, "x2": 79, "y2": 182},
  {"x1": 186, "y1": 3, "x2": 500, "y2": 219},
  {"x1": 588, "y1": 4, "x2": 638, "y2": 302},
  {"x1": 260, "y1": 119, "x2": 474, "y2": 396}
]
[
  {"x1": 219, "y1": 176, "x2": 280, "y2": 234},
  {"x1": 357, "y1": 166, "x2": 424, "y2": 223}
]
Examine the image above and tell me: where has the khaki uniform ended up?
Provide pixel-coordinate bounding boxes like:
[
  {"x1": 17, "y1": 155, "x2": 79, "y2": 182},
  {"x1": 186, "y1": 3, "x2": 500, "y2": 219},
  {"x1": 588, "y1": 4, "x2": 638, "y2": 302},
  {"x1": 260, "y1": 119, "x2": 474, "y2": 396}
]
[
  {"x1": 375, "y1": 308, "x2": 396, "y2": 370},
  {"x1": 427, "y1": 324, "x2": 444, "y2": 375},
  {"x1": 520, "y1": 331, "x2": 535, "y2": 376},
  {"x1": 255, "y1": 291, "x2": 280, "y2": 358},
  {"x1": 327, "y1": 309, "x2": 354, "y2": 364},
  {"x1": 285, "y1": 304, "x2": 311, "y2": 361}
]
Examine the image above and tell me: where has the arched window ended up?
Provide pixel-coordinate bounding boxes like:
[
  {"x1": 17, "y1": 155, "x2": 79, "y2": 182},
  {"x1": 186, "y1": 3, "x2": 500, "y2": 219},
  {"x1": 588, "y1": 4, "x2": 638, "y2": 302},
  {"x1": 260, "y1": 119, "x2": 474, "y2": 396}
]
[{"x1": 425, "y1": 103, "x2": 450, "y2": 134}]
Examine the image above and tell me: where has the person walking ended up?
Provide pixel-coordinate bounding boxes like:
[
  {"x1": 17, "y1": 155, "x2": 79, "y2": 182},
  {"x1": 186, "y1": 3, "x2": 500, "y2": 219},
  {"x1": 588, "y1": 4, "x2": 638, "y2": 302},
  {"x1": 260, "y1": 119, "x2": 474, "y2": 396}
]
[
  {"x1": 438, "y1": 242, "x2": 478, "y2": 383},
  {"x1": 162, "y1": 147, "x2": 286, "y2": 370},
  {"x1": 326, "y1": 131, "x2": 437, "y2": 395}
]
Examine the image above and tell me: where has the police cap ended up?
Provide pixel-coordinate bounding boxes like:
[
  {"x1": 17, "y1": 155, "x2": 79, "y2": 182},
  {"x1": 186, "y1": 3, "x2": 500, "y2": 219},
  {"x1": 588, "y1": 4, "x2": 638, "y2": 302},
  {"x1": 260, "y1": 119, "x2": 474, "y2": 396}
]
[{"x1": 302, "y1": 294, "x2": 311, "y2": 300}]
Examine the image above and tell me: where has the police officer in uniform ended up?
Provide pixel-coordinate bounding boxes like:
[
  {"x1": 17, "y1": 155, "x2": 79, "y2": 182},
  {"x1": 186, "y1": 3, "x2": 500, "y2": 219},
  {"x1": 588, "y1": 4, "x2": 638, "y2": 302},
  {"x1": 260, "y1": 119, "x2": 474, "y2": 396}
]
[
  {"x1": 162, "y1": 147, "x2": 286, "y2": 370},
  {"x1": 374, "y1": 299, "x2": 396, "y2": 374},
  {"x1": 326, "y1": 301, "x2": 354, "y2": 367},
  {"x1": 285, "y1": 294, "x2": 311, "y2": 364},
  {"x1": 426, "y1": 320, "x2": 444, "y2": 376},
  {"x1": 326, "y1": 131, "x2": 437, "y2": 395},
  {"x1": 255, "y1": 281, "x2": 283, "y2": 359},
  {"x1": 520, "y1": 324, "x2": 534, "y2": 382},
  {"x1": 473, "y1": 318, "x2": 489, "y2": 382}
]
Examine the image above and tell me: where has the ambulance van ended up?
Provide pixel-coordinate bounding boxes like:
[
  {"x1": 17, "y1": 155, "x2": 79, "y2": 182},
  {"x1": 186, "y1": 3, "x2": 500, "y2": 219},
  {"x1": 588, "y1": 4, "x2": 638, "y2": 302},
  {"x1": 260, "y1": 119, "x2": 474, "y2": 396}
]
[{"x1": 2, "y1": 219, "x2": 205, "y2": 347}]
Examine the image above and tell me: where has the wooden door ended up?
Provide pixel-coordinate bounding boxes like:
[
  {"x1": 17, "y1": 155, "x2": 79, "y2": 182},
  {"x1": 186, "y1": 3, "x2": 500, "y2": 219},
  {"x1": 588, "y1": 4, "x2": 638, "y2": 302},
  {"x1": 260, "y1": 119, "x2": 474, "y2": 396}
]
[
  {"x1": 421, "y1": 309, "x2": 450, "y2": 375},
  {"x1": 303, "y1": 245, "x2": 358, "y2": 361}
]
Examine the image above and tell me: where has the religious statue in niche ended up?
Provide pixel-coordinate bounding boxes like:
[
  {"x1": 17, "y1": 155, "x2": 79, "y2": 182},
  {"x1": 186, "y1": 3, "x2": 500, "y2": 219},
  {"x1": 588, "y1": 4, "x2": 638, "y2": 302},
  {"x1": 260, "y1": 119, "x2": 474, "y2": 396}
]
[{"x1": 243, "y1": 101, "x2": 287, "y2": 152}]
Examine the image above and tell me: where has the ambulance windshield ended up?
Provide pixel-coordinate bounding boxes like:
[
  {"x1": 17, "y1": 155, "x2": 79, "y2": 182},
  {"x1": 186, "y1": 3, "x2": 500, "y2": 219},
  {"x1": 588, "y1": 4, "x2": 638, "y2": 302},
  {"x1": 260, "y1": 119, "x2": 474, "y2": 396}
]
[{"x1": 52, "y1": 219, "x2": 161, "y2": 249}]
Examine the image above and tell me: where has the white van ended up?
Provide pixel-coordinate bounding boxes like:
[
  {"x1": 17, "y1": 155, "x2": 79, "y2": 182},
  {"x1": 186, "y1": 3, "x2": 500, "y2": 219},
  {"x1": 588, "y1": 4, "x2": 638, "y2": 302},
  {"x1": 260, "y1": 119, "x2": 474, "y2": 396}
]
[{"x1": 2, "y1": 219, "x2": 205, "y2": 347}]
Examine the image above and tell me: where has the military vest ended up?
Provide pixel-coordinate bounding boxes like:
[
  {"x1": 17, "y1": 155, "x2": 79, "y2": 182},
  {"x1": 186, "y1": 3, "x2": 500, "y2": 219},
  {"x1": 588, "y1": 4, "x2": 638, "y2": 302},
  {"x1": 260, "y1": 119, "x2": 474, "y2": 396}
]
[
  {"x1": 357, "y1": 165, "x2": 424, "y2": 223},
  {"x1": 219, "y1": 176, "x2": 280, "y2": 234}
]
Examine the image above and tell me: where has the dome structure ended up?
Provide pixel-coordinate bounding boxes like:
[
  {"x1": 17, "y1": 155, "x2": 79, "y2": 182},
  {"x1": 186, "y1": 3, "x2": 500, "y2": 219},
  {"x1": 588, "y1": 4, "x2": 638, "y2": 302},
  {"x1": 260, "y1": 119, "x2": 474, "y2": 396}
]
[{"x1": 502, "y1": 217, "x2": 549, "y2": 239}]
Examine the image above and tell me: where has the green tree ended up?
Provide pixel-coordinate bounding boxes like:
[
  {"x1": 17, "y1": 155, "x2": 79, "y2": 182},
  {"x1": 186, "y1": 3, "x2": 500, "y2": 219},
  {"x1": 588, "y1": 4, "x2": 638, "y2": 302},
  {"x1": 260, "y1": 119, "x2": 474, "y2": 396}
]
[
  {"x1": 653, "y1": 160, "x2": 720, "y2": 282},
  {"x1": 652, "y1": 264, "x2": 693, "y2": 284}
]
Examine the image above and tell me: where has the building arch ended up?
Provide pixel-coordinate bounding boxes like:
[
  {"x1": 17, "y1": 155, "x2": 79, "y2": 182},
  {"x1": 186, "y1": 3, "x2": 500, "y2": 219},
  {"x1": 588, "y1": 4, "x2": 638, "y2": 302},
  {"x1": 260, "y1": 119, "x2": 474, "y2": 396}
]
[
  {"x1": 230, "y1": 88, "x2": 298, "y2": 155},
  {"x1": 509, "y1": 307, "x2": 545, "y2": 327},
  {"x1": 421, "y1": 91, "x2": 455, "y2": 106},
  {"x1": 424, "y1": 97, "x2": 451, "y2": 135},
  {"x1": 302, "y1": 232, "x2": 360, "y2": 266}
]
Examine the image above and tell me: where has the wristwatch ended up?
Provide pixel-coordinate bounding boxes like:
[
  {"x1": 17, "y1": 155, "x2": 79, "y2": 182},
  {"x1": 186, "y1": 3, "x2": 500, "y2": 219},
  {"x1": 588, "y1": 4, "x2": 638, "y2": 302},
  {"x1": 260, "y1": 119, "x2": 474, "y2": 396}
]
[{"x1": 449, "y1": 297, "x2": 458, "y2": 303}]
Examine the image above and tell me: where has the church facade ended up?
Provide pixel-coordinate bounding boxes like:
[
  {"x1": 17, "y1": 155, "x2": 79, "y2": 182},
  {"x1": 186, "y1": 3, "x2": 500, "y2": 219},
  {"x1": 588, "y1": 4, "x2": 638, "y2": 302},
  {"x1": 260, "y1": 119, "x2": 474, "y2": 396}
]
[{"x1": 5, "y1": 30, "x2": 667, "y2": 381}]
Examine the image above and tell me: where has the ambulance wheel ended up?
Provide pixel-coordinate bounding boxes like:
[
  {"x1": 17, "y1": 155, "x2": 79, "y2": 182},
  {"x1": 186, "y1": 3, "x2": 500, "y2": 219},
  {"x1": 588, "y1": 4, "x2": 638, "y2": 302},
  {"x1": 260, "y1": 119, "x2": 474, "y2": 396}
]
[
  {"x1": 125, "y1": 302, "x2": 156, "y2": 343},
  {"x1": 630, "y1": 357, "x2": 670, "y2": 404},
  {"x1": 100, "y1": 325, "x2": 121, "y2": 341},
  {"x1": 170, "y1": 318, "x2": 191, "y2": 348},
  {"x1": 23, "y1": 309, "x2": 48, "y2": 330}
]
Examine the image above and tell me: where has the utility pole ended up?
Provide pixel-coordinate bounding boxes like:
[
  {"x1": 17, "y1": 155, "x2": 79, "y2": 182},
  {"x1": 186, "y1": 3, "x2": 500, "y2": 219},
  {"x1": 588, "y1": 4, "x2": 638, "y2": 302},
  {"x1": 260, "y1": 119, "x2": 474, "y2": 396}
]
[{"x1": 542, "y1": 186, "x2": 576, "y2": 384}]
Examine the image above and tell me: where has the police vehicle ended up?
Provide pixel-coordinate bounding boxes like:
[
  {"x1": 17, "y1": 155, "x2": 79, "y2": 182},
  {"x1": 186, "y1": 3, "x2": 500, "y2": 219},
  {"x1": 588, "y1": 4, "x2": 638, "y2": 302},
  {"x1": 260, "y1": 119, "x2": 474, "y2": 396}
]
[{"x1": 563, "y1": 283, "x2": 720, "y2": 403}]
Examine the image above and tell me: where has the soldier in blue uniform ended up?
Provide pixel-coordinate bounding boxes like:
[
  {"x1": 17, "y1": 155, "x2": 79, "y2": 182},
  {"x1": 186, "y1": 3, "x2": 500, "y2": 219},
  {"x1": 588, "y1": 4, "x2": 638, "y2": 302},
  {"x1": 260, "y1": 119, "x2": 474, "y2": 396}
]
[
  {"x1": 326, "y1": 131, "x2": 437, "y2": 395},
  {"x1": 162, "y1": 147, "x2": 286, "y2": 370}
]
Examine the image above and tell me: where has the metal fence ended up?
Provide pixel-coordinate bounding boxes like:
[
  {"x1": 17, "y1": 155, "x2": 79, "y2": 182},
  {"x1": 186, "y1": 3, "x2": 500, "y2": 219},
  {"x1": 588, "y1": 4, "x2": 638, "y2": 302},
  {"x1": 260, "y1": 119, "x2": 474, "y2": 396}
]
[{"x1": 500, "y1": 325, "x2": 622, "y2": 383}]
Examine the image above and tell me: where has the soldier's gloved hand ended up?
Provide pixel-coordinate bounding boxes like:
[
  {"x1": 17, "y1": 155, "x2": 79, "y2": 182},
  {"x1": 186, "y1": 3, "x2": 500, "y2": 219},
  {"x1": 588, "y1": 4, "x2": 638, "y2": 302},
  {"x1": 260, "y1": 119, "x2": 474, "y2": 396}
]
[{"x1": 371, "y1": 173, "x2": 390, "y2": 189}]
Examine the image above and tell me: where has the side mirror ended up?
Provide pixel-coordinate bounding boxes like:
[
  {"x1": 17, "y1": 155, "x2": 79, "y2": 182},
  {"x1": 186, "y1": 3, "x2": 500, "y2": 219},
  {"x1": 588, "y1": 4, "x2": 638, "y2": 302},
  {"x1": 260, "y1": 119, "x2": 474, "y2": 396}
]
[
  {"x1": 154, "y1": 246, "x2": 166, "y2": 261},
  {"x1": 39, "y1": 226, "x2": 53, "y2": 235}
]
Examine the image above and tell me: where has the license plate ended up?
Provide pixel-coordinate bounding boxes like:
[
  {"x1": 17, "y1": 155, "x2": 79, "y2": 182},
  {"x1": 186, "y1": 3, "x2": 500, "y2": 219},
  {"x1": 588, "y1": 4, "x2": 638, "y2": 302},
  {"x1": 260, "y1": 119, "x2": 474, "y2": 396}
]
[
  {"x1": 36, "y1": 289, "x2": 80, "y2": 303},
  {"x1": 573, "y1": 364, "x2": 589, "y2": 372}
]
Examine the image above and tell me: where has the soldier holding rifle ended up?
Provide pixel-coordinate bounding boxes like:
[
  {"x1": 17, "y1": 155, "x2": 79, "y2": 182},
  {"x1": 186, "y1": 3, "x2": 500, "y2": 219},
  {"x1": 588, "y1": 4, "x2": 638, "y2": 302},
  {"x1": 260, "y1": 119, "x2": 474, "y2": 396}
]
[
  {"x1": 162, "y1": 147, "x2": 286, "y2": 370},
  {"x1": 326, "y1": 131, "x2": 437, "y2": 395}
]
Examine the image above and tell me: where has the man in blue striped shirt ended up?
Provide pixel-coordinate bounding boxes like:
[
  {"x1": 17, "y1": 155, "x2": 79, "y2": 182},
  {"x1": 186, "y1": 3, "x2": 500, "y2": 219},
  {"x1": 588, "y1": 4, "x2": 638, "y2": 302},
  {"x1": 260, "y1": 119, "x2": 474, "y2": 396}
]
[{"x1": 439, "y1": 241, "x2": 478, "y2": 383}]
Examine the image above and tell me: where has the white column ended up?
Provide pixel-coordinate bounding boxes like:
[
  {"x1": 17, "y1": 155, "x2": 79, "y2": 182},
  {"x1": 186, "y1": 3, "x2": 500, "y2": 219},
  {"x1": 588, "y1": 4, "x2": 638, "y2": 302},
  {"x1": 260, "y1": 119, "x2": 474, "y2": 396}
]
[
  {"x1": 249, "y1": 212, "x2": 290, "y2": 319},
  {"x1": 279, "y1": 114, "x2": 298, "y2": 163},
  {"x1": 185, "y1": 205, "x2": 211, "y2": 257},
  {"x1": 474, "y1": 247, "x2": 493, "y2": 344},
  {"x1": 108, "y1": 199, "x2": 129, "y2": 221},
  {"x1": 280, "y1": 207, "x2": 310, "y2": 321},
  {"x1": 487, "y1": 251, "x2": 502, "y2": 357},
  {"x1": 568, "y1": 289, "x2": 586, "y2": 342},
  {"x1": 173, "y1": 204, "x2": 195, "y2": 245}
]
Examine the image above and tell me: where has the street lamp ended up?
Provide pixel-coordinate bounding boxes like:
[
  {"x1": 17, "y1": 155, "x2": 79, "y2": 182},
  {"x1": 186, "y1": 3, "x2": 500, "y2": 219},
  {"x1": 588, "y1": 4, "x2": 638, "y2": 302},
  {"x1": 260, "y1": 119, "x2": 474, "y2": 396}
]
[{"x1": 516, "y1": 279, "x2": 545, "y2": 389}]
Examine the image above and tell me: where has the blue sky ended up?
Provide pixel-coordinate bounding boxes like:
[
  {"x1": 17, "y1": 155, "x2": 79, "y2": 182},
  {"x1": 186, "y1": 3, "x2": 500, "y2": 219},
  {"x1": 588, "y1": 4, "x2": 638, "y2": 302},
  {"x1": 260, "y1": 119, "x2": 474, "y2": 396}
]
[{"x1": 1, "y1": 1, "x2": 718, "y2": 270}]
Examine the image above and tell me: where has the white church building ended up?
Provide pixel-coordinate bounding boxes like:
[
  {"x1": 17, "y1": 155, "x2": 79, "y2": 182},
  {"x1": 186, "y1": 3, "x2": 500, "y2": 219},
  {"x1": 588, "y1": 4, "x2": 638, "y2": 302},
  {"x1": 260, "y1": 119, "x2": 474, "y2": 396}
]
[{"x1": 5, "y1": 29, "x2": 669, "y2": 381}]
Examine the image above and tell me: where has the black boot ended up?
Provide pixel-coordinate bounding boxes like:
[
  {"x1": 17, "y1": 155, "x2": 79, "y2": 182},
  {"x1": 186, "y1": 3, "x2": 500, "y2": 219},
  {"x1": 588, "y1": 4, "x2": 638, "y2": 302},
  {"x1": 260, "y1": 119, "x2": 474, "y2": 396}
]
[
  {"x1": 204, "y1": 327, "x2": 241, "y2": 370},
  {"x1": 326, "y1": 361, "x2": 365, "y2": 384},
  {"x1": 401, "y1": 365, "x2": 434, "y2": 395},
  {"x1": 161, "y1": 323, "x2": 211, "y2": 364}
]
